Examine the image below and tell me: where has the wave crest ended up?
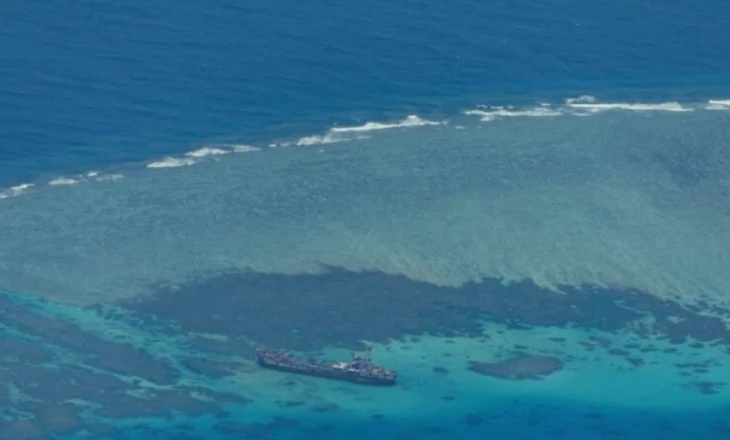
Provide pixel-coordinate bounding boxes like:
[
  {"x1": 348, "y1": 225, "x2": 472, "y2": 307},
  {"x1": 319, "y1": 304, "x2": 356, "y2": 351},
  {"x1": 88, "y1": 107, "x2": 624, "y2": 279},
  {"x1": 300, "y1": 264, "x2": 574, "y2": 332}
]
[{"x1": 463, "y1": 96, "x2": 708, "y2": 122}]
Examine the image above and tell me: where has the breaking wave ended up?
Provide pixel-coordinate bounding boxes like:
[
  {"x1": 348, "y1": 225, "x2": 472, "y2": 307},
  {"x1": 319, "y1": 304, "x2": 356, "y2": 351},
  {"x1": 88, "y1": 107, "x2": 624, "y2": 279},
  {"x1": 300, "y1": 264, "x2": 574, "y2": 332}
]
[
  {"x1": 1, "y1": 96, "x2": 728, "y2": 201},
  {"x1": 291, "y1": 114, "x2": 443, "y2": 146},
  {"x1": 1, "y1": 97, "x2": 729, "y2": 201},
  {"x1": 461, "y1": 95, "x2": 714, "y2": 122},
  {"x1": 1, "y1": 95, "x2": 730, "y2": 312},
  {"x1": 0, "y1": 183, "x2": 34, "y2": 199},
  {"x1": 707, "y1": 99, "x2": 730, "y2": 110}
]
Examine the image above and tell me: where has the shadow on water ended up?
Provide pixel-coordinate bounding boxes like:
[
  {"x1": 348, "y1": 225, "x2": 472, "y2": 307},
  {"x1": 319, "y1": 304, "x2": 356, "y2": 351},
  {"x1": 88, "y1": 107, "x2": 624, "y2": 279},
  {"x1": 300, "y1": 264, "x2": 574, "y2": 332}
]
[{"x1": 2, "y1": 266, "x2": 730, "y2": 439}]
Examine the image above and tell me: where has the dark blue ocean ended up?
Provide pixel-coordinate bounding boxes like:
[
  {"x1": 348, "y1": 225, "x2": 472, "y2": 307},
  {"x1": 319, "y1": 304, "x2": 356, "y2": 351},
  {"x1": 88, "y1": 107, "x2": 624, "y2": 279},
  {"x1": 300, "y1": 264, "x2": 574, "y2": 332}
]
[
  {"x1": 3, "y1": 0, "x2": 730, "y2": 184},
  {"x1": 2, "y1": 1, "x2": 730, "y2": 439}
]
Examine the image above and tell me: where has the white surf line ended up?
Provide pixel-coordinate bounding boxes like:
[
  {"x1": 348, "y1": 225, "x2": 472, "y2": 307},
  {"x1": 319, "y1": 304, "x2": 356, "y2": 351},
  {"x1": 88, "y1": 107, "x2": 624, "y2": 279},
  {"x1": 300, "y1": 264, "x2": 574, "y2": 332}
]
[
  {"x1": 462, "y1": 95, "x2": 717, "y2": 122},
  {"x1": 0, "y1": 183, "x2": 34, "y2": 199}
]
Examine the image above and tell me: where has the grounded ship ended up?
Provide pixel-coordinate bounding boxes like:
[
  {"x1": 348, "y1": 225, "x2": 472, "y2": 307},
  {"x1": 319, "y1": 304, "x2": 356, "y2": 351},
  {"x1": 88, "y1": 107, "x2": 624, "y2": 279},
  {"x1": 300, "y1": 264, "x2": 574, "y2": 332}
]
[{"x1": 256, "y1": 346, "x2": 397, "y2": 386}]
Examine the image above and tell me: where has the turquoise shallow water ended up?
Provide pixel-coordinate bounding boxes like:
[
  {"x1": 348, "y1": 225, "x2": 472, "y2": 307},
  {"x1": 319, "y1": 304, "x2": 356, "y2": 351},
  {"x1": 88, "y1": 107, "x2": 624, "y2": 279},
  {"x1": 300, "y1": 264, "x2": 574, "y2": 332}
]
[
  {"x1": 3, "y1": 101, "x2": 730, "y2": 307},
  {"x1": 3, "y1": 265, "x2": 730, "y2": 439},
  {"x1": 2, "y1": 96, "x2": 730, "y2": 439},
  {"x1": 3, "y1": 0, "x2": 730, "y2": 438}
]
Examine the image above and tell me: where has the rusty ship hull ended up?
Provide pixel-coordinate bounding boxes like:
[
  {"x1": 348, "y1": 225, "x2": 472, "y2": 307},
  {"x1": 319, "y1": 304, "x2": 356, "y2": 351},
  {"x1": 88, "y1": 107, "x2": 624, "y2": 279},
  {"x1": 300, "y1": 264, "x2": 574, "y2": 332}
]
[{"x1": 256, "y1": 347, "x2": 397, "y2": 386}]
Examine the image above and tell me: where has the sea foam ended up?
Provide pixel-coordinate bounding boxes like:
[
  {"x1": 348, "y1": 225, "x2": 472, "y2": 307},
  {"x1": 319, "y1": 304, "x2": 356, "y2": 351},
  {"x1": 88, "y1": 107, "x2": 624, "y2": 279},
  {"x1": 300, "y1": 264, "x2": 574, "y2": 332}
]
[
  {"x1": 146, "y1": 157, "x2": 198, "y2": 169},
  {"x1": 706, "y1": 99, "x2": 730, "y2": 110},
  {"x1": 330, "y1": 115, "x2": 443, "y2": 133},
  {"x1": 49, "y1": 177, "x2": 80, "y2": 186},
  {"x1": 1, "y1": 97, "x2": 728, "y2": 206},
  {"x1": 3, "y1": 103, "x2": 730, "y2": 312},
  {"x1": 184, "y1": 147, "x2": 230, "y2": 158},
  {"x1": 0, "y1": 183, "x2": 34, "y2": 199},
  {"x1": 464, "y1": 106, "x2": 562, "y2": 121},
  {"x1": 566, "y1": 101, "x2": 689, "y2": 113},
  {"x1": 294, "y1": 114, "x2": 443, "y2": 146},
  {"x1": 463, "y1": 95, "x2": 698, "y2": 122}
]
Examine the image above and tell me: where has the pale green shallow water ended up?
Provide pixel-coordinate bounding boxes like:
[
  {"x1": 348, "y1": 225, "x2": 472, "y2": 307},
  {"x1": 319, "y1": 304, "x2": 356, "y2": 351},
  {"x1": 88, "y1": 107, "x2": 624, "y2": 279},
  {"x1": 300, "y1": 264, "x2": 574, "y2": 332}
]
[
  {"x1": 1, "y1": 100, "x2": 729, "y2": 308},
  {"x1": 3, "y1": 99, "x2": 730, "y2": 439}
]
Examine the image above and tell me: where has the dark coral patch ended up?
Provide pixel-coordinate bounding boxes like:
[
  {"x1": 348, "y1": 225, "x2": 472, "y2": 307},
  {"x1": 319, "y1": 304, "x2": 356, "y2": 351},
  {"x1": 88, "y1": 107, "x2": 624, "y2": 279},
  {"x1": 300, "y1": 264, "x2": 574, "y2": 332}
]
[
  {"x1": 462, "y1": 413, "x2": 484, "y2": 427},
  {"x1": 269, "y1": 416, "x2": 299, "y2": 429},
  {"x1": 184, "y1": 335, "x2": 256, "y2": 358},
  {"x1": 3, "y1": 263, "x2": 730, "y2": 438},
  {"x1": 675, "y1": 361, "x2": 712, "y2": 369},
  {"x1": 310, "y1": 402, "x2": 340, "y2": 413},
  {"x1": 214, "y1": 416, "x2": 300, "y2": 438},
  {"x1": 117, "y1": 268, "x2": 730, "y2": 356},
  {"x1": 0, "y1": 420, "x2": 46, "y2": 440},
  {"x1": 0, "y1": 294, "x2": 179, "y2": 385},
  {"x1": 277, "y1": 400, "x2": 306, "y2": 408},
  {"x1": 87, "y1": 346, "x2": 180, "y2": 385},
  {"x1": 91, "y1": 387, "x2": 227, "y2": 419},
  {"x1": 608, "y1": 348, "x2": 630, "y2": 356},
  {"x1": 684, "y1": 381, "x2": 726, "y2": 395},
  {"x1": 214, "y1": 421, "x2": 268, "y2": 437},
  {"x1": 0, "y1": 333, "x2": 53, "y2": 364},
  {"x1": 14, "y1": 402, "x2": 84, "y2": 436},
  {"x1": 0, "y1": 293, "x2": 243, "y2": 438},
  {"x1": 468, "y1": 352, "x2": 564, "y2": 380},
  {"x1": 179, "y1": 356, "x2": 243, "y2": 378}
]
